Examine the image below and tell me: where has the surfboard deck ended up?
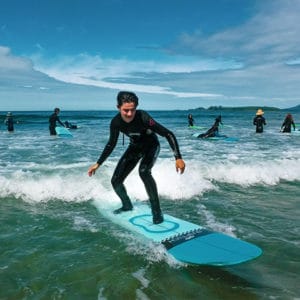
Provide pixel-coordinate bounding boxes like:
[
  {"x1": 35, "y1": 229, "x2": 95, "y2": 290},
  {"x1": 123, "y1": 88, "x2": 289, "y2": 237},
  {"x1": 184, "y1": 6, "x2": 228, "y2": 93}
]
[
  {"x1": 55, "y1": 126, "x2": 73, "y2": 137},
  {"x1": 96, "y1": 203, "x2": 262, "y2": 266}
]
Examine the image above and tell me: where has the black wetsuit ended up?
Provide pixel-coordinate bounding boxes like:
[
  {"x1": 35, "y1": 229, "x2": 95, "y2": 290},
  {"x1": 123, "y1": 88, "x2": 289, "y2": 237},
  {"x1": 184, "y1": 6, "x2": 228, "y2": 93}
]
[
  {"x1": 5, "y1": 117, "x2": 14, "y2": 132},
  {"x1": 188, "y1": 115, "x2": 194, "y2": 127},
  {"x1": 65, "y1": 121, "x2": 77, "y2": 129},
  {"x1": 49, "y1": 113, "x2": 64, "y2": 135},
  {"x1": 97, "y1": 110, "x2": 182, "y2": 216},
  {"x1": 281, "y1": 117, "x2": 295, "y2": 133},
  {"x1": 198, "y1": 118, "x2": 222, "y2": 138},
  {"x1": 253, "y1": 116, "x2": 266, "y2": 133}
]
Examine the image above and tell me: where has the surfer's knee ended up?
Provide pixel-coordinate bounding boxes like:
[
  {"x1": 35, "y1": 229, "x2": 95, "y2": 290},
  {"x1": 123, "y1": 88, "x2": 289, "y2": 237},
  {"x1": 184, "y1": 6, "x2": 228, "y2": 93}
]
[
  {"x1": 139, "y1": 165, "x2": 152, "y2": 180},
  {"x1": 111, "y1": 174, "x2": 122, "y2": 189}
]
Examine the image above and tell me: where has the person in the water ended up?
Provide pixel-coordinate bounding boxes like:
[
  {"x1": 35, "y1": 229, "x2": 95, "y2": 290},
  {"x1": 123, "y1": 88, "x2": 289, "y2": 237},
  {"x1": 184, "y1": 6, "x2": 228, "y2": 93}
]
[
  {"x1": 4, "y1": 112, "x2": 14, "y2": 132},
  {"x1": 188, "y1": 114, "x2": 194, "y2": 127},
  {"x1": 49, "y1": 108, "x2": 65, "y2": 135},
  {"x1": 64, "y1": 121, "x2": 78, "y2": 129},
  {"x1": 253, "y1": 109, "x2": 266, "y2": 133},
  {"x1": 281, "y1": 113, "x2": 295, "y2": 133},
  {"x1": 88, "y1": 91, "x2": 185, "y2": 224},
  {"x1": 197, "y1": 115, "x2": 222, "y2": 138}
]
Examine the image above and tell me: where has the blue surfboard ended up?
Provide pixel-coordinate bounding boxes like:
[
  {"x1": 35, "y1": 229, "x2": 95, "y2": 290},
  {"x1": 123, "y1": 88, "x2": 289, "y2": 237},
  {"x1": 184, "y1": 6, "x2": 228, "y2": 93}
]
[
  {"x1": 55, "y1": 126, "x2": 73, "y2": 138},
  {"x1": 96, "y1": 203, "x2": 262, "y2": 266}
]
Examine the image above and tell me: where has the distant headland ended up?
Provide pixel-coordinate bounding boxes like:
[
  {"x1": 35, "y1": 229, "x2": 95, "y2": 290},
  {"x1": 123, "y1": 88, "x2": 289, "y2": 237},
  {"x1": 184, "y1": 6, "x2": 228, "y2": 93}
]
[{"x1": 189, "y1": 104, "x2": 300, "y2": 112}]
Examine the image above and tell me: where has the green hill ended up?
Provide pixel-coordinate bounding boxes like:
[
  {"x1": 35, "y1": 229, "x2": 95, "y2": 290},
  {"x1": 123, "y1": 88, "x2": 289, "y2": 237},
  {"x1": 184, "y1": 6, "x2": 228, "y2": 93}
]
[{"x1": 192, "y1": 105, "x2": 281, "y2": 112}]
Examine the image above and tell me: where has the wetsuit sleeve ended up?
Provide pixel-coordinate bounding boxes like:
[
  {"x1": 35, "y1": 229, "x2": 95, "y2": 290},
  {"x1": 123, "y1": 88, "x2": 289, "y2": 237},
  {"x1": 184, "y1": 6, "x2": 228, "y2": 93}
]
[
  {"x1": 142, "y1": 111, "x2": 182, "y2": 160},
  {"x1": 57, "y1": 116, "x2": 64, "y2": 126},
  {"x1": 96, "y1": 119, "x2": 120, "y2": 165},
  {"x1": 164, "y1": 130, "x2": 182, "y2": 160}
]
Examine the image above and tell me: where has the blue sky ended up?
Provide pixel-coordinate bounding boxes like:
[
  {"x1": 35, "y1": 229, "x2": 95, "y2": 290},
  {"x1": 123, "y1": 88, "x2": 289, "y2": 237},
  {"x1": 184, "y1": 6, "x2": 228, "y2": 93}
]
[{"x1": 1, "y1": 0, "x2": 300, "y2": 111}]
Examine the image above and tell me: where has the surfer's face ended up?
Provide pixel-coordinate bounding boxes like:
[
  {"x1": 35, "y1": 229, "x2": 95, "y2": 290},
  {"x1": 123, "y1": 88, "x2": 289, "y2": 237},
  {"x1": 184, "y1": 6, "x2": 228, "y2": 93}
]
[{"x1": 118, "y1": 102, "x2": 137, "y2": 123}]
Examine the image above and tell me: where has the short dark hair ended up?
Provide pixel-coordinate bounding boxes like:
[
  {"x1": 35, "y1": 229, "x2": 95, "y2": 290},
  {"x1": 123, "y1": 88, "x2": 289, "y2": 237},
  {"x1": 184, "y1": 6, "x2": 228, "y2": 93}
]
[
  {"x1": 54, "y1": 107, "x2": 60, "y2": 113},
  {"x1": 117, "y1": 91, "x2": 139, "y2": 107}
]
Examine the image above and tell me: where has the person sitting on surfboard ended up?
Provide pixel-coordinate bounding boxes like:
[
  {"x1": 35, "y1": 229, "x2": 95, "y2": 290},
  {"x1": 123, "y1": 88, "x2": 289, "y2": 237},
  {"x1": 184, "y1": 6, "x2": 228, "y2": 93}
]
[
  {"x1": 49, "y1": 107, "x2": 65, "y2": 135},
  {"x1": 253, "y1": 109, "x2": 266, "y2": 133},
  {"x1": 281, "y1": 113, "x2": 295, "y2": 133},
  {"x1": 88, "y1": 91, "x2": 185, "y2": 224},
  {"x1": 197, "y1": 115, "x2": 222, "y2": 138}
]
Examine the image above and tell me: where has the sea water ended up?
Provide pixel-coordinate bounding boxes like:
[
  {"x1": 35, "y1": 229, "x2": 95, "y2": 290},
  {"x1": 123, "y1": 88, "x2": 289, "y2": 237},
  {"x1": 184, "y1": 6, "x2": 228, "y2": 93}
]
[{"x1": 0, "y1": 110, "x2": 299, "y2": 299}]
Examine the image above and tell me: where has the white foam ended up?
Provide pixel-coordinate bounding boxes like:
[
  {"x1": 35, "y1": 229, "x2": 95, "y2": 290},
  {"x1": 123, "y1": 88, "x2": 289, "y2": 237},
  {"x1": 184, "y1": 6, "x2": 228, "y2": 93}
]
[
  {"x1": 203, "y1": 158, "x2": 300, "y2": 186},
  {"x1": 73, "y1": 216, "x2": 99, "y2": 232},
  {"x1": 109, "y1": 229, "x2": 184, "y2": 268},
  {"x1": 196, "y1": 203, "x2": 236, "y2": 237},
  {"x1": 132, "y1": 268, "x2": 150, "y2": 288},
  {"x1": 136, "y1": 289, "x2": 151, "y2": 300},
  {"x1": 1, "y1": 156, "x2": 300, "y2": 203}
]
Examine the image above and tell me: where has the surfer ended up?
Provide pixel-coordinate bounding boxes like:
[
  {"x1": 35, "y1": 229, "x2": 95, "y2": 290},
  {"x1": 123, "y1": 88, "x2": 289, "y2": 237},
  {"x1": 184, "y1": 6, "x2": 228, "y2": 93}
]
[
  {"x1": 253, "y1": 109, "x2": 266, "y2": 133},
  {"x1": 4, "y1": 112, "x2": 14, "y2": 132},
  {"x1": 281, "y1": 113, "x2": 295, "y2": 133},
  {"x1": 196, "y1": 115, "x2": 222, "y2": 138},
  {"x1": 64, "y1": 121, "x2": 78, "y2": 129},
  {"x1": 49, "y1": 108, "x2": 65, "y2": 135},
  {"x1": 188, "y1": 114, "x2": 194, "y2": 127},
  {"x1": 88, "y1": 91, "x2": 185, "y2": 224}
]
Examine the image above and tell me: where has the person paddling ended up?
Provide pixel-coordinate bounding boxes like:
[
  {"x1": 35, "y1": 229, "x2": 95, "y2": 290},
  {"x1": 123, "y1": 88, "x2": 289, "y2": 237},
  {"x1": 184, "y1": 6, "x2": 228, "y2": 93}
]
[{"x1": 196, "y1": 115, "x2": 222, "y2": 138}]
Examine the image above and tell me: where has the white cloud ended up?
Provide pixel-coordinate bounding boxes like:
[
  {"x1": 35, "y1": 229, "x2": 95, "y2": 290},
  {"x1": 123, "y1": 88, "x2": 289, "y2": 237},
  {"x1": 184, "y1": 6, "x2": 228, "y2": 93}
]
[
  {"x1": 26, "y1": 1, "x2": 300, "y2": 107},
  {"x1": 0, "y1": 46, "x2": 32, "y2": 70},
  {"x1": 173, "y1": 0, "x2": 300, "y2": 64},
  {"x1": 156, "y1": 0, "x2": 300, "y2": 107},
  {"x1": 31, "y1": 53, "x2": 224, "y2": 98}
]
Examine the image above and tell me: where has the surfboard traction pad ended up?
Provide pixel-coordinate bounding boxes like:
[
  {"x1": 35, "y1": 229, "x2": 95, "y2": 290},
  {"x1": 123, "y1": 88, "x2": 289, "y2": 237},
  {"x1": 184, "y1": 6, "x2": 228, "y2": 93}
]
[{"x1": 161, "y1": 228, "x2": 212, "y2": 250}]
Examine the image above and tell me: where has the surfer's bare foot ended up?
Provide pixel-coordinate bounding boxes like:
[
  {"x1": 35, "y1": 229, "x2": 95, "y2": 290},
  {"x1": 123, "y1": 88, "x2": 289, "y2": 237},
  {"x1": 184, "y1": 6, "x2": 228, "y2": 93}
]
[{"x1": 113, "y1": 206, "x2": 133, "y2": 214}]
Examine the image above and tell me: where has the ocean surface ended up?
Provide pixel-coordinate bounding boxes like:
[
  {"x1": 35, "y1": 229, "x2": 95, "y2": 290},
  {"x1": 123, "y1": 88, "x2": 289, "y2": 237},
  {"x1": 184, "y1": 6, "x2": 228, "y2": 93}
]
[{"x1": 0, "y1": 109, "x2": 299, "y2": 300}]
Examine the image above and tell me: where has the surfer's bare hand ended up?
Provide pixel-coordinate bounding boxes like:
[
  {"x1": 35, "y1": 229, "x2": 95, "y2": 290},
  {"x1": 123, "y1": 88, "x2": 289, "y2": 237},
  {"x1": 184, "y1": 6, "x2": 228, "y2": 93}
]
[
  {"x1": 176, "y1": 159, "x2": 185, "y2": 174},
  {"x1": 88, "y1": 163, "x2": 100, "y2": 177}
]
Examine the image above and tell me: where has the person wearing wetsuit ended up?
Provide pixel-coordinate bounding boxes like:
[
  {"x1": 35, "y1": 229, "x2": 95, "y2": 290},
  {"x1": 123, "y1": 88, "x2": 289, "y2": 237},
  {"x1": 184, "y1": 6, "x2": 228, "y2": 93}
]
[
  {"x1": 88, "y1": 91, "x2": 185, "y2": 224},
  {"x1": 64, "y1": 121, "x2": 78, "y2": 129},
  {"x1": 197, "y1": 115, "x2": 222, "y2": 138},
  {"x1": 5, "y1": 112, "x2": 14, "y2": 132},
  {"x1": 188, "y1": 114, "x2": 194, "y2": 127},
  {"x1": 253, "y1": 109, "x2": 266, "y2": 133},
  {"x1": 281, "y1": 113, "x2": 295, "y2": 133},
  {"x1": 49, "y1": 108, "x2": 64, "y2": 135}
]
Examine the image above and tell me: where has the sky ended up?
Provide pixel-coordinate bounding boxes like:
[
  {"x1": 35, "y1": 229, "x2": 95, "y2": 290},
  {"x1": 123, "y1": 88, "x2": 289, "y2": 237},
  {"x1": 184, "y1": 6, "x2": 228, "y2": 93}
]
[{"x1": 1, "y1": 0, "x2": 300, "y2": 111}]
